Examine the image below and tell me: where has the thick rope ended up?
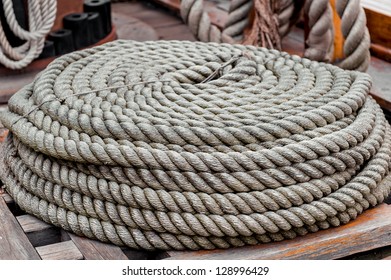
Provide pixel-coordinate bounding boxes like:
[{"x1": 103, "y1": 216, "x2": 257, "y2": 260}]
[
  {"x1": 222, "y1": 0, "x2": 254, "y2": 41},
  {"x1": 333, "y1": 0, "x2": 371, "y2": 71},
  {"x1": 180, "y1": 0, "x2": 370, "y2": 71},
  {"x1": 0, "y1": 0, "x2": 57, "y2": 69},
  {"x1": 304, "y1": 0, "x2": 334, "y2": 62},
  {"x1": 0, "y1": 40, "x2": 390, "y2": 251},
  {"x1": 242, "y1": 0, "x2": 281, "y2": 50},
  {"x1": 181, "y1": 0, "x2": 296, "y2": 44}
]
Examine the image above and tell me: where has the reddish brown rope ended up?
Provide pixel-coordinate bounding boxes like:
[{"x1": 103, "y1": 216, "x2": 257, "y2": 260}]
[{"x1": 242, "y1": 0, "x2": 281, "y2": 50}]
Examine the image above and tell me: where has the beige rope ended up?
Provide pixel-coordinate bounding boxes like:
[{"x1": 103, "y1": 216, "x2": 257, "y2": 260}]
[
  {"x1": 0, "y1": 40, "x2": 390, "y2": 251},
  {"x1": 179, "y1": 0, "x2": 370, "y2": 71},
  {"x1": 0, "y1": 0, "x2": 57, "y2": 69}
]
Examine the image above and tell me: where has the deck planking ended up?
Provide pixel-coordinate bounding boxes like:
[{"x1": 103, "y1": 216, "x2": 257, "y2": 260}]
[
  {"x1": 65, "y1": 232, "x2": 129, "y2": 260},
  {"x1": 0, "y1": 198, "x2": 41, "y2": 260},
  {"x1": 0, "y1": 0, "x2": 391, "y2": 260}
]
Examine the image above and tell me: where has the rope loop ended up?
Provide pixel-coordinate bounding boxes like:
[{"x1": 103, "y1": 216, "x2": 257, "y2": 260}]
[
  {"x1": 0, "y1": 40, "x2": 389, "y2": 251},
  {"x1": 179, "y1": 0, "x2": 370, "y2": 71},
  {"x1": 0, "y1": 0, "x2": 57, "y2": 69}
]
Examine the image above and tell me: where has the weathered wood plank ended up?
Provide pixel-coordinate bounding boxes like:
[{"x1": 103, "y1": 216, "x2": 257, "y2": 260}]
[
  {"x1": 36, "y1": 240, "x2": 83, "y2": 260},
  {"x1": 16, "y1": 215, "x2": 61, "y2": 247},
  {"x1": 167, "y1": 204, "x2": 391, "y2": 260},
  {"x1": 16, "y1": 215, "x2": 52, "y2": 233},
  {"x1": 362, "y1": 0, "x2": 391, "y2": 62},
  {"x1": 367, "y1": 56, "x2": 391, "y2": 111},
  {"x1": 155, "y1": 24, "x2": 195, "y2": 41},
  {"x1": 149, "y1": 0, "x2": 227, "y2": 28},
  {"x1": 0, "y1": 191, "x2": 13, "y2": 204},
  {"x1": 0, "y1": 198, "x2": 40, "y2": 260},
  {"x1": 65, "y1": 232, "x2": 128, "y2": 260}
]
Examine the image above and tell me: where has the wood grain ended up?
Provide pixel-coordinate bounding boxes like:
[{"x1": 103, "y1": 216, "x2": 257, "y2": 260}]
[
  {"x1": 0, "y1": 198, "x2": 40, "y2": 260},
  {"x1": 66, "y1": 232, "x2": 128, "y2": 260},
  {"x1": 0, "y1": 192, "x2": 13, "y2": 204},
  {"x1": 16, "y1": 215, "x2": 61, "y2": 247},
  {"x1": 167, "y1": 204, "x2": 391, "y2": 260},
  {"x1": 36, "y1": 240, "x2": 83, "y2": 260}
]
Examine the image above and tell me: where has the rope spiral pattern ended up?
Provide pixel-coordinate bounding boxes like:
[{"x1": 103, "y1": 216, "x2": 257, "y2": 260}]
[{"x1": 0, "y1": 40, "x2": 390, "y2": 251}]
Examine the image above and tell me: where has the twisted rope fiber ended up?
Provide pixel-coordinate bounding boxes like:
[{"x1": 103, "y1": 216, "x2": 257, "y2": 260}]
[
  {"x1": 0, "y1": 40, "x2": 390, "y2": 251},
  {"x1": 0, "y1": 0, "x2": 57, "y2": 69},
  {"x1": 181, "y1": 0, "x2": 370, "y2": 71}
]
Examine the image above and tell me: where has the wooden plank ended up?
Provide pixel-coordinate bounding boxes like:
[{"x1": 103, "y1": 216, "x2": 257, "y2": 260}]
[
  {"x1": 371, "y1": 43, "x2": 391, "y2": 63},
  {"x1": 132, "y1": 9, "x2": 183, "y2": 28},
  {"x1": 66, "y1": 232, "x2": 128, "y2": 260},
  {"x1": 149, "y1": 0, "x2": 227, "y2": 28},
  {"x1": 0, "y1": 199, "x2": 40, "y2": 260},
  {"x1": 16, "y1": 215, "x2": 61, "y2": 247},
  {"x1": 361, "y1": 0, "x2": 391, "y2": 17},
  {"x1": 36, "y1": 240, "x2": 83, "y2": 260},
  {"x1": 155, "y1": 24, "x2": 195, "y2": 41},
  {"x1": 0, "y1": 192, "x2": 13, "y2": 204},
  {"x1": 362, "y1": 1, "x2": 391, "y2": 61},
  {"x1": 167, "y1": 204, "x2": 391, "y2": 260},
  {"x1": 367, "y1": 56, "x2": 391, "y2": 111},
  {"x1": 16, "y1": 215, "x2": 52, "y2": 233}
]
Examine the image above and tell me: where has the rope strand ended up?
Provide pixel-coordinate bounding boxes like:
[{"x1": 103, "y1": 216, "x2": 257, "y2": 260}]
[{"x1": 0, "y1": 40, "x2": 389, "y2": 251}]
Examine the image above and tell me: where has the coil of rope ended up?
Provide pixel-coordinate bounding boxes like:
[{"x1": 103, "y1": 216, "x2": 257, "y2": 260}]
[
  {"x1": 180, "y1": 0, "x2": 370, "y2": 71},
  {"x1": 0, "y1": 0, "x2": 57, "y2": 69},
  {"x1": 0, "y1": 40, "x2": 390, "y2": 251}
]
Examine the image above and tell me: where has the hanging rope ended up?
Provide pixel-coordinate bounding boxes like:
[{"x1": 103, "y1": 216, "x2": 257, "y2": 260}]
[
  {"x1": 304, "y1": 0, "x2": 334, "y2": 62},
  {"x1": 241, "y1": 0, "x2": 281, "y2": 50},
  {"x1": 332, "y1": 0, "x2": 371, "y2": 71},
  {"x1": 179, "y1": 0, "x2": 371, "y2": 71},
  {"x1": 0, "y1": 40, "x2": 389, "y2": 250},
  {"x1": 0, "y1": 0, "x2": 57, "y2": 69}
]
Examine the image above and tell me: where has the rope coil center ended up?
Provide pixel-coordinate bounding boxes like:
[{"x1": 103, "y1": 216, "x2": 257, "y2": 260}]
[{"x1": 0, "y1": 40, "x2": 389, "y2": 251}]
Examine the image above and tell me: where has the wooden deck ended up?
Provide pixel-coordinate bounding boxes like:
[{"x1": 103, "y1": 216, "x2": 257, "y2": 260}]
[
  {"x1": 1, "y1": 189, "x2": 391, "y2": 260},
  {"x1": 0, "y1": 0, "x2": 391, "y2": 260}
]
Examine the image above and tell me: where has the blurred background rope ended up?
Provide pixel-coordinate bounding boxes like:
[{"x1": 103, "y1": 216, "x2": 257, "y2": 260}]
[
  {"x1": 0, "y1": 0, "x2": 57, "y2": 69},
  {"x1": 180, "y1": 0, "x2": 371, "y2": 71}
]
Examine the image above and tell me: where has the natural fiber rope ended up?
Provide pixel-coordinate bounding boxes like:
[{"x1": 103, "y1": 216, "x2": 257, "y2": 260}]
[
  {"x1": 0, "y1": 40, "x2": 390, "y2": 251},
  {"x1": 180, "y1": 0, "x2": 370, "y2": 71},
  {"x1": 333, "y1": 0, "x2": 371, "y2": 71},
  {"x1": 304, "y1": 0, "x2": 334, "y2": 62},
  {"x1": 0, "y1": 0, "x2": 57, "y2": 69}
]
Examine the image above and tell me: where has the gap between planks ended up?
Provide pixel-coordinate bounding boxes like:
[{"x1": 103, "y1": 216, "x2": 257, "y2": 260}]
[{"x1": 0, "y1": 198, "x2": 40, "y2": 260}]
